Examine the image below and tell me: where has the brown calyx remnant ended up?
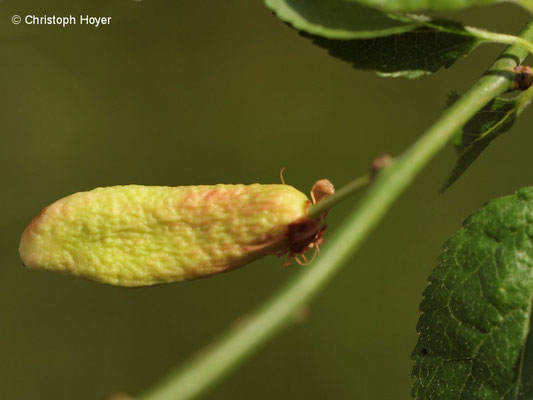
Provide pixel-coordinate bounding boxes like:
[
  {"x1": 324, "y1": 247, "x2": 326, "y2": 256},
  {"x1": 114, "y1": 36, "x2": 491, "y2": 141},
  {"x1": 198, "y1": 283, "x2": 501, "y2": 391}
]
[
  {"x1": 278, "y1": 179, "x2": 335, "y2": 267},
  {"x1": 370, "y1": 154, "x2": 392, "y2": 178},
  {"x1": 514, "y1": 65, "x2": 533, "y2": 90},
  {"x1": 310, "y1": 179, "x2": 335, "y2": 204}
]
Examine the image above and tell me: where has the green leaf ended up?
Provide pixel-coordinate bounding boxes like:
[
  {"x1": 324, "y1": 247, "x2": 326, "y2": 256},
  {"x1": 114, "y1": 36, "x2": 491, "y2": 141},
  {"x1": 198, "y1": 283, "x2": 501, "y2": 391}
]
[
  {"x1": 304, "y1": 23, "x2": 480, "y2": 78},
  {"x1": 412, "y1": 187, "x2": 533, "y2": 399},
  {"x1": 442, "y1": 88, "x2": 533, "y2": 191},
  {"x1": 349, "y1": 0, "x2": 527, "y2": 12},
  {"x1": 265, "y1": 0, "x2": 481, "y2": 78},
  {"x1": 265, "y1": 0, "x2": 422, "y2": 39}
]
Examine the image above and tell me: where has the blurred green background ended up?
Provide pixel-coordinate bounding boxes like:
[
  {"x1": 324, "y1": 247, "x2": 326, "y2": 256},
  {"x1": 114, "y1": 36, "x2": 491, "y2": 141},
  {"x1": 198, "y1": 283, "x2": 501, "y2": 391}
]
[{"x1": 1, "y1": 1, "x2": 533, "y2": 399}]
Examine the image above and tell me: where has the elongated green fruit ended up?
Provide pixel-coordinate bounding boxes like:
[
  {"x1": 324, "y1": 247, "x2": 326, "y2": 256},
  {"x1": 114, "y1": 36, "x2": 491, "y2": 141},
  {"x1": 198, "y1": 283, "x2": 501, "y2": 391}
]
[{"x1": 20, "y1": 183, "x2": 331, "y2": 287}]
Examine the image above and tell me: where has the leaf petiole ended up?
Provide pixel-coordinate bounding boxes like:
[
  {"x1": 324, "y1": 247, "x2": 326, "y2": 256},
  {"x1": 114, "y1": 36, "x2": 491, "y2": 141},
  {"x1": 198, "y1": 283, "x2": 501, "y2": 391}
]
[{"x1": 464, "y1": 25, "x2": 533, "y2": 54}]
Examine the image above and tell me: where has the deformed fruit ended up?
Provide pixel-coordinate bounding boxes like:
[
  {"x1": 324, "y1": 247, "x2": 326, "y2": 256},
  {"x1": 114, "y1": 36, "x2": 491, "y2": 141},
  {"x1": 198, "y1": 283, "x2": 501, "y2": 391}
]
[{"x1": 19, "y1": 181, "x2": 333, "y2": 287}]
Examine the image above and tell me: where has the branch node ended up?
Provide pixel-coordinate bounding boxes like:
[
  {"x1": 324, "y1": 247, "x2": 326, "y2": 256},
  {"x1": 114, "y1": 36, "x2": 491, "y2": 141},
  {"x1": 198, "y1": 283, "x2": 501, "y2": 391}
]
[
  {"x1": 514, "y1": 65, "x2": 533, "y2": 90},
  {"x1": 370, "y1": 154, "x2": 393, "y2": 178}
]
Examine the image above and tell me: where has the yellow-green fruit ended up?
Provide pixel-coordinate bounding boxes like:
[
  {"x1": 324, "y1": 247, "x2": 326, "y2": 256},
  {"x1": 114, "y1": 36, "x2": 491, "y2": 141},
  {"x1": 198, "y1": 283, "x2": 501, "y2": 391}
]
[{"x1": 19, "y1": 184, "x2": 310, "y2": 286}]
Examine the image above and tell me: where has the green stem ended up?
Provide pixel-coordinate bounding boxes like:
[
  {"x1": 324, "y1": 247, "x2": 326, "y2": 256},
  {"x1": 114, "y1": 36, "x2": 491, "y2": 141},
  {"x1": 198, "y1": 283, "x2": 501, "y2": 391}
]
[
  {"x1": 138, "y1": 20, "x2": 533, "y2": 400},
  {"x1": 308, "y1": 173, "x2": 371, "y2": 219},
  {"x1": 414, "y1": 16, "x2": 533, "y2": 55},
  {"x1": 465, "y1": 26, "x2": 533, "y2": 54}
]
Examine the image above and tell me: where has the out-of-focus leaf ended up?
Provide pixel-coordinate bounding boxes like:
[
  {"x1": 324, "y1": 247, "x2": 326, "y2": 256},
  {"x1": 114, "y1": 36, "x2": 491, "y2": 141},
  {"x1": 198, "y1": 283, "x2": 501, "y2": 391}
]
[
  {"x1": 265, "y1": 0, "x2": 422, "y2": 39},
  {"x1": 412, "y1": 187, "x2": 533, "y2": 399},
  {"x1": 349, "y1": 0, "x2": 524, "y2": 12},
  {"x1": 305, "y1": 23, "x2": 480, "y2": 78},
  {"x1": 266, "y1": 0, "x2": 481, "y2": 78},
  {"x1": 442, "y1": 88, "x2": 533, "y2": 191}
]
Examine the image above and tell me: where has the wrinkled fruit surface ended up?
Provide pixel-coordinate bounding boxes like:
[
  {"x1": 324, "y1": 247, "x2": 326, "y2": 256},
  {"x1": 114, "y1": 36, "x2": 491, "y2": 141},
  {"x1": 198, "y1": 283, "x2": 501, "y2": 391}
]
[{"x1": 20, "y1": 184, "x2": 309, "y2": 286}]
